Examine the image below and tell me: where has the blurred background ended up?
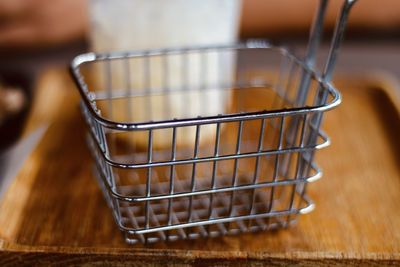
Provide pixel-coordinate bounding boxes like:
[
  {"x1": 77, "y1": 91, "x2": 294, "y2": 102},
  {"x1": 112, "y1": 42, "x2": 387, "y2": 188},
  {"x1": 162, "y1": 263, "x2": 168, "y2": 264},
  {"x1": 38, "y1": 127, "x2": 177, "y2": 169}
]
[{"x1": 0, "y1": 0, "x2": 399, "y2": 172}]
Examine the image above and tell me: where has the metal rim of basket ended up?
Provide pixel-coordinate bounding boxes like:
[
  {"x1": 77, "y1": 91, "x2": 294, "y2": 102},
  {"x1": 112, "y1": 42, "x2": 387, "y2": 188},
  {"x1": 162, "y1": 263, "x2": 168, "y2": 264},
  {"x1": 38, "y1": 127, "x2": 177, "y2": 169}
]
[{"x1": 70, "y1": 42, "x2": 342, "y2": 131}]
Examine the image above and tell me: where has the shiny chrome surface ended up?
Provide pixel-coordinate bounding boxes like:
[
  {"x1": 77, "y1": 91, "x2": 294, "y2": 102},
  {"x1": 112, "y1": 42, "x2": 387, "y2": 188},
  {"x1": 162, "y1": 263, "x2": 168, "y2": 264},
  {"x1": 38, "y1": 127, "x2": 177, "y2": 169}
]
[{"x1": 70, "y1": 0, "x2": 357, "y2": 244}]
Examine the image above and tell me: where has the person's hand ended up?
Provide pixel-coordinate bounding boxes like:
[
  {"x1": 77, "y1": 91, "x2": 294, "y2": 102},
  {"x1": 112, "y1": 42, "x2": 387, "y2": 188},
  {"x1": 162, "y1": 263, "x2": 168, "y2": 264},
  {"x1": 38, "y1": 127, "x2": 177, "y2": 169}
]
[{"x1": 0, "y1": 0, "x2": 88, "y2": 48}]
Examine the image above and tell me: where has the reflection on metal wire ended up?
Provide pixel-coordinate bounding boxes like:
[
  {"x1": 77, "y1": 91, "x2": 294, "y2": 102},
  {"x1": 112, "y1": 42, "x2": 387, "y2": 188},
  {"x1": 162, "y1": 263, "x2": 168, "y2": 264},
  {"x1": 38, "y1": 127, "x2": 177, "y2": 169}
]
[{"x1": 71, "y1": 0, "x2": 357, "y2": 244}]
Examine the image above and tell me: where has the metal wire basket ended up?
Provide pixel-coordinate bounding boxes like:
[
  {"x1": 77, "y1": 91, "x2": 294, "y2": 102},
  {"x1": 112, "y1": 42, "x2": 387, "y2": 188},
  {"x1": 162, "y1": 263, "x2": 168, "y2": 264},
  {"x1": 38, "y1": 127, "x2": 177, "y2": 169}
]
[{"x1": 71, "y1": 0, "x2": 357, "y2": 244}]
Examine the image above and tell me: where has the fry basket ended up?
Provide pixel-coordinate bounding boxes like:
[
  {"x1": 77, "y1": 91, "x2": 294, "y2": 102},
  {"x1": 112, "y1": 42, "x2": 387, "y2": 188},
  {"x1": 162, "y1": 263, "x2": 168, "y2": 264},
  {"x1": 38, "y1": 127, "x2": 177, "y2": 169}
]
[{"x1": 71, "y1": 0, "x2": 357, "y2": 244}]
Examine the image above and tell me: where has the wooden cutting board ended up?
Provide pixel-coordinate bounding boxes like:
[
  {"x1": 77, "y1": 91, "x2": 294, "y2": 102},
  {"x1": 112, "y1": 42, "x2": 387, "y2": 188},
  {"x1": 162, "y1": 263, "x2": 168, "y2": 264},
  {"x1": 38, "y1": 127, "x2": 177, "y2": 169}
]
[{"x1": 0, "y1": 69, "x2": 399, "y2": 266}]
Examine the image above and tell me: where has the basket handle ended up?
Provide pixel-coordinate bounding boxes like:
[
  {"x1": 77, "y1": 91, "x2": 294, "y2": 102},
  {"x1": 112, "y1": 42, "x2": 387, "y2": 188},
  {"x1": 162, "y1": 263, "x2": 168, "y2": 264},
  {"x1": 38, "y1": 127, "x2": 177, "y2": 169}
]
[
  {"x1": 303, "y1": 0, "x2": 329, "y2": 71},
  {"x1": 297, "y1": 0, "x2": 358, "y2": 105},
  {"x1": 290, "y1": 0, "x2": 359, "y2": 191},
  {"x1": 321, "y1": 0, "x2": 358, "y2": 82}
]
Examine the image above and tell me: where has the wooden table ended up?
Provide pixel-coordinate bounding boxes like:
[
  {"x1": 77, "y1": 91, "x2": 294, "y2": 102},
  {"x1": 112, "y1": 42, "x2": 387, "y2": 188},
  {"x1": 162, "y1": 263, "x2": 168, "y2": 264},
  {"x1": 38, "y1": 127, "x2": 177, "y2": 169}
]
[{"x1": 0, "y1": 69, "x2": 399, "y2": 266}]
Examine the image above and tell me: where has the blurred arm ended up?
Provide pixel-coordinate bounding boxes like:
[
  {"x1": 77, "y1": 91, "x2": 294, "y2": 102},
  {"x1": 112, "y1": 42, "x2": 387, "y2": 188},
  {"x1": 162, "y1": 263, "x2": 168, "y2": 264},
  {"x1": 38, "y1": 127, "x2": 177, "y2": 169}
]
[
  {"x1": 0, "y1": 0, "x2": 88, "y2": 48},
  {"x1": 0, "y1": 0, "x2": 398, "y2": 48},
  {"x1": 241, "y1": 0, "x2": 400, "y2": 37}
]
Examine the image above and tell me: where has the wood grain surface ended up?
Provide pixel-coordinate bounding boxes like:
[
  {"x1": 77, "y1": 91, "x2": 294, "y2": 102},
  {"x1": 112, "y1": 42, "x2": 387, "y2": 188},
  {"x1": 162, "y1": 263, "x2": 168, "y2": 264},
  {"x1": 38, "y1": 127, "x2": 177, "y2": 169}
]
[{"x1": 0, "y1": 69, "x2": 399, "y2": 266}]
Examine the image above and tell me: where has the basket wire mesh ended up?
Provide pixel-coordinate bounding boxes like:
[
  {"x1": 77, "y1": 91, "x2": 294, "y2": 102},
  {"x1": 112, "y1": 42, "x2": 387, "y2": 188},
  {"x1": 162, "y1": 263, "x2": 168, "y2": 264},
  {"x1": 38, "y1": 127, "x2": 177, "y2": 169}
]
[{"x1": 71, "y1": 0, "x2": 357, "y2": 244}]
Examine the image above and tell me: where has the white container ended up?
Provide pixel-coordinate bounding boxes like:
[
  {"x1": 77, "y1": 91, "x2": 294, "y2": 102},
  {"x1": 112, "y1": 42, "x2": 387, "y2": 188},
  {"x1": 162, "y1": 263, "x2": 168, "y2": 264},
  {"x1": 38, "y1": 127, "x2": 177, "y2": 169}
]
[
  {"x1": 89, "y1": 0, "x2": 242, "y2": 148},
  {"x1": 90, "y1": 0, "x2": 241, "y2": 51}
]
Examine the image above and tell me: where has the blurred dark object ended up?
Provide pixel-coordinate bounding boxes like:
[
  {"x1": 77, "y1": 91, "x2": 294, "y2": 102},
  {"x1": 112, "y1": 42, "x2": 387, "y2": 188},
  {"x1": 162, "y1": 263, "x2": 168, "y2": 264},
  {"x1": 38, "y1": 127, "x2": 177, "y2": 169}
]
[
  {"x1": 0, "y1": 39, "x2": 87, "y2": 76},
  {"x1": 0, "y1": 39, "x2": 86, "y2": 153},
  {"x1": 0, "y1": 71, "x2": 33, "y2": 151}
]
